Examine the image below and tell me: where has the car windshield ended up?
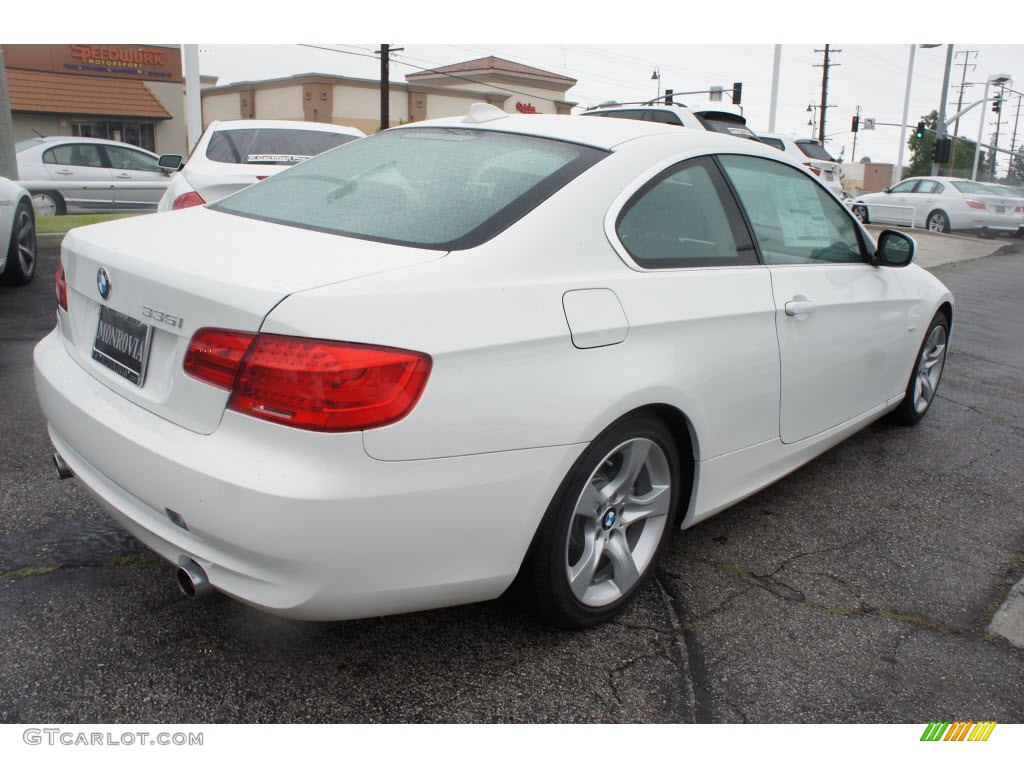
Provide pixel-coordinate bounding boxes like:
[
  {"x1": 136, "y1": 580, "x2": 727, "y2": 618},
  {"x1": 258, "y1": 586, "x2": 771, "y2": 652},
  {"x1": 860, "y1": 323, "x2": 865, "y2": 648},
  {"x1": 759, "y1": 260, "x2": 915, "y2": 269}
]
[
  {"x1": 206, "y1": 128, "x2": 361, "y2": 165},
  {"x1": 795, "y1": 141, "x2": 836, "y2": 162},
  {"x1": 212, "y1": 127, "x2": 608, "y2": 250},
  {"x1": 15, "y1": 138, "x2": 44, "y2": 153}
]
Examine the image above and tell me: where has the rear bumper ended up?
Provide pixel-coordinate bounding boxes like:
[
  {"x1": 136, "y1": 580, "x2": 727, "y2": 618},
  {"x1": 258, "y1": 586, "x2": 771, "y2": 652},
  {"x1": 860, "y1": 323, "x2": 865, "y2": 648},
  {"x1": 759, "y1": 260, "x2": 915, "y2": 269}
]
[{"x1": 34, "y1": 327, "x2": 582, "y2": 620}]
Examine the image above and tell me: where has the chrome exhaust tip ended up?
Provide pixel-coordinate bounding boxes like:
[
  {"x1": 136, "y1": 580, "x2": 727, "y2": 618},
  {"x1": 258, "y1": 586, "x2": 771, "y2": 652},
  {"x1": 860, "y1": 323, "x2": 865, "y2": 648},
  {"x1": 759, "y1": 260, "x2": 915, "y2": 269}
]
[
  {"x1": 176, "y1": 559, "x2": 215, "y2": 599},
  {"x1": 52, "y1": 451, "x2": 74, "y2": 480}
]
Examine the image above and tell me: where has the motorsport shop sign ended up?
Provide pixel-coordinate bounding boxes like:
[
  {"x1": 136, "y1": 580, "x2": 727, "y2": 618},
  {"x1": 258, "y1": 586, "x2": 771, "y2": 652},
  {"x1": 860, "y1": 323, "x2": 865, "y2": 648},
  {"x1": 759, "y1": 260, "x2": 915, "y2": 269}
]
[{"x1": 66, "y1": 45, "x2": 177, "y2": 79}]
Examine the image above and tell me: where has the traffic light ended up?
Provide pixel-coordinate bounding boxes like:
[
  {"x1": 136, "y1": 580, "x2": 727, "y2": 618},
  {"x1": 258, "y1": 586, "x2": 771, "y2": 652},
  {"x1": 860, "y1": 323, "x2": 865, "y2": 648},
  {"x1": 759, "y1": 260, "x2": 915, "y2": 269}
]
[
  {"x1": 932, "y1": 137, "x2": 952, "y2": 164},
  {"x1": 914, "y1": 121, "x2": 926, "y2": 139},
  {"x1": 665, "y1": 89, "x2": 674, "y2": 105},
  {"x1": 732, "y1": 82, "x2": 742, "y2": 105},
  {"x1": 993, "y1": 97, "x2": 1002, "y2": 113},
  {"x1": 851, "y1": 115, "x2": 859, "y2": 133}
]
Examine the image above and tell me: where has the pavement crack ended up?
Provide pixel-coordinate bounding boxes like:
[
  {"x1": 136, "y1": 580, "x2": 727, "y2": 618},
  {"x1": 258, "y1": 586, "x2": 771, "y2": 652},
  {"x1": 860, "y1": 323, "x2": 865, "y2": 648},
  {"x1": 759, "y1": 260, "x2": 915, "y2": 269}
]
[
  {"x1": 935, "y1": 394, "x2": 1024, "y2": 434},
  {"x1": 654, "y1": 572, "x2": 715, "y2": 723},
  {"x1": 948, "y1": 349, "x2": 1024, "y2": 374}
]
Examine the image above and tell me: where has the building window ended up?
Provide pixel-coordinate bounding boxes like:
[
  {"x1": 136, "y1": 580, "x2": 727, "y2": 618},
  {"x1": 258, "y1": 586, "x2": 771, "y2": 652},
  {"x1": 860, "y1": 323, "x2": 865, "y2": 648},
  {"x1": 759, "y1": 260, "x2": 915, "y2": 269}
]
[{"x1": 71, "y1": 119, "x2": 157, "y2": 152}]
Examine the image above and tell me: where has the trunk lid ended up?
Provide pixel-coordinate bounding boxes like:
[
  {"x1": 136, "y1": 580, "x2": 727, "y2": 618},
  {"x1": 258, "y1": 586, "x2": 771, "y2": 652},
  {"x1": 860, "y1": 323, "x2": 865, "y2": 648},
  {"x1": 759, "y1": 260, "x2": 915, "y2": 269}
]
[{"x1": 59, "y1": 206, "x2": 444, "y2": 434}]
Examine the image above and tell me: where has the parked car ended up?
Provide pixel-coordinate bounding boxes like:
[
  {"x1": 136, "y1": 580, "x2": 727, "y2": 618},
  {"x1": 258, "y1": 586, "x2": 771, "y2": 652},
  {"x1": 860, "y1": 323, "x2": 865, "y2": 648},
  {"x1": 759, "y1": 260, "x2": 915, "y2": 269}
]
[
  {"x1": 16, "y1": 137, "x2": 171, "y2": 216},
  {"x1": 582, "y1": 102, "x2": 762, "y2": 141},
  {"x1": 756, "y1": 134, "x2": 844, "y2": 198},
  {"x1": 157, "y1": 120, "x2": 366, "y2": 212},
  {"x1": 0, "y1": 177, "x2": 36, "y2": 285},
  {"x1": 34, "y1": 104, "x2": 952, "y2": 627},
  {"x1": 851, "y1": 176, "x2": 1021, "y2": 235},
  {"x1": 978, "y1": 182, "x2": 1024, "y2": 236}
]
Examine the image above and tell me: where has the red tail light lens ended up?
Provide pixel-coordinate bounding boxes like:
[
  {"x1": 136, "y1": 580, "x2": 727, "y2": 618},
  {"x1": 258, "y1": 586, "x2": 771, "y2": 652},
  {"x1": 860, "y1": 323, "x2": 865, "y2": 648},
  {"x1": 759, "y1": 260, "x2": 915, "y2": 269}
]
[
  {"x1": 964, "y1": 199, "x2": 986, "y2": 210},
  {"x1": 172, "y1": 192, "x2": 206, "y2": 210},
  {"x1": 184, "y1": 330, "x2": 431, "y2": 432},
  {"x1": 1014, "y1": 206, "x2": 1022, "y2": 214},
  {"x1": 55, "y1": 260, "x2": 68, "y2": 311},
  {"x1": 803, "y1": 163, "x2": 823, "y2": 177}
]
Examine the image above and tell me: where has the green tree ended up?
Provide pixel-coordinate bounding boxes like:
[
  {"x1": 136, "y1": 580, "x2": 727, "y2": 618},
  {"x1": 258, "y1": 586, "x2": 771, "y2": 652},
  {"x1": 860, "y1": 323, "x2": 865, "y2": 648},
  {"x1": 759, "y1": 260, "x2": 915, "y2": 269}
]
[
  {"x1": 1007, "y1": 146, "x2": 1024, "y2": 185},
  {"x1": 907, "y1": 110, "x2": 989, "y2": 178}
]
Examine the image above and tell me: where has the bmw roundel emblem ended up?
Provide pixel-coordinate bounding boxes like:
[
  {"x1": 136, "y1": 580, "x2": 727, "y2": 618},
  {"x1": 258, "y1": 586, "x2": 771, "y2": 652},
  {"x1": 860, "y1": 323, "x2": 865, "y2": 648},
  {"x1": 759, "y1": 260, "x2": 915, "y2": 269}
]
[{"x1": 96, "y1": 268, "x2": 111, "y2": 300}]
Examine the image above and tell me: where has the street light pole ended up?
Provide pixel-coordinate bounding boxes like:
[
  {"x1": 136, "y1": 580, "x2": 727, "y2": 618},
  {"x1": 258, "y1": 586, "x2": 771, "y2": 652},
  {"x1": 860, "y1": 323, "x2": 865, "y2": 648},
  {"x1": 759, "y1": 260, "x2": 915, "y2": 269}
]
[
  {"x1": 894, "y1": 45, "x2": 918, "y2": 186},
  {"x1": 974, "y1": 75, "x2": 1013, "y2": 180}
]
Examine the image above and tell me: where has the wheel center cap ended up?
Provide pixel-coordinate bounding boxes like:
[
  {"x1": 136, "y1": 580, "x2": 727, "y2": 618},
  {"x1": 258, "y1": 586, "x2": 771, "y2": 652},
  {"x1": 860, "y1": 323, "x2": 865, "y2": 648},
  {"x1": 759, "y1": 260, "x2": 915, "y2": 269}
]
[{"x1": 602, "y1": 509, "x2": 617, "y2": 530}]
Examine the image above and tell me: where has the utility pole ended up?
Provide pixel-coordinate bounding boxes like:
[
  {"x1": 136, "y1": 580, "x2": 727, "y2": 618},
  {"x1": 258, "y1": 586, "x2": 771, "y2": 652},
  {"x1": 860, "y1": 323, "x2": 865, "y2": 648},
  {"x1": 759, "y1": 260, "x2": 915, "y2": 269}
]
[
  {"x1": 376, "y1": 44, "x2": 403, "y2": 133},
  {"x1": 1010, "y1": 92, "x2": 1022, "y2": 177},
  {"x1": 0, "y1": 46, "x2": 17, "y2": 180},
  {"x1": 813, "y1": 44, "x2": 840, "y2": 144},
  {"x1": 947, "y1": 50, "x2": 977, "y2": 174},
  {"x1": 931, "y1": 45, "x2": 954, "y2": 176}
]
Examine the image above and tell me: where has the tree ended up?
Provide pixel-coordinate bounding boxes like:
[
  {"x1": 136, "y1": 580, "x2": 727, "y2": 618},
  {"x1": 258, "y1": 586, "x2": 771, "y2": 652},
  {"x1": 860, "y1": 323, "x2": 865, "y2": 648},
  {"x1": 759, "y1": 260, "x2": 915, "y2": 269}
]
[
  {"x1": 1007, "y1": 146, "x2": 1024, "y2": 186},
  {"x1": 907, "y1": 110, "x2": 989, "y2": 178}
]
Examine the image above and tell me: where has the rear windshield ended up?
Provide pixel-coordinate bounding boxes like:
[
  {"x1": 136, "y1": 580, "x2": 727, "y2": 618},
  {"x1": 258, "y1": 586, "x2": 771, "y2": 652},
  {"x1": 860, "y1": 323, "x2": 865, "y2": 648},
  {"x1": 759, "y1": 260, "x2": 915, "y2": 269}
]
[
  {"x1": 15, "y1": 138, "x2": 44, "y2": 153},
  {"x1": 206, "y1": 128, "x2": 360, "y2": 165},
  {"x1": 951, "y1": 180, "x2": 995, "y2": 194},
  {"x1": 696, "y1": 116, "x2": 761, "y2": 142},
  {"x1": 212, "y1": 127, "x2": 607, "y2": 250},
  {"x1": 795, "y1": 140, "x2": 836, "y2": 161}
]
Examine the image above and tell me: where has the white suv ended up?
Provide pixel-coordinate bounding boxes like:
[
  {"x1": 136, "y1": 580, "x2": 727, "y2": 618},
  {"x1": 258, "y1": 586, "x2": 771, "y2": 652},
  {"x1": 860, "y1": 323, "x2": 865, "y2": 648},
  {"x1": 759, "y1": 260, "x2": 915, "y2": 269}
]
[
  {"x1": 582, "y1": 103, "x2": 761, "y2": 142},
  {"x1": 757, "y1": 134, "x2": 844, "y2": 198}
]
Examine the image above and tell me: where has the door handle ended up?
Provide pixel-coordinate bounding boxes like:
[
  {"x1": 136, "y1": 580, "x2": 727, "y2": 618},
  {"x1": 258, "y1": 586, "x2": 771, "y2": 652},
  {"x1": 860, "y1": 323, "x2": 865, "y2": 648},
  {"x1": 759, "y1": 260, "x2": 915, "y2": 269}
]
[
  {"x1": 114, "y1": 173, "x2": 131, "y2": 179},
  {"x1": 785, "y1": 299, "x2": 818, "y2": 316},
  {"x1": 54, "y1": 170, "x2": 74, "y2": 175}
]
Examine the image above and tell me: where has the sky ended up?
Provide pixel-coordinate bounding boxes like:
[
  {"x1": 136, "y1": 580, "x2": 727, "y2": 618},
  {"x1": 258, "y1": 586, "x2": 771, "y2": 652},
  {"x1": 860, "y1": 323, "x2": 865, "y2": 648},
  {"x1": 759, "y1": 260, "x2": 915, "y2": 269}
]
[{"x1": 10, "y1": 1, "x2": 1024, "y2": 170}]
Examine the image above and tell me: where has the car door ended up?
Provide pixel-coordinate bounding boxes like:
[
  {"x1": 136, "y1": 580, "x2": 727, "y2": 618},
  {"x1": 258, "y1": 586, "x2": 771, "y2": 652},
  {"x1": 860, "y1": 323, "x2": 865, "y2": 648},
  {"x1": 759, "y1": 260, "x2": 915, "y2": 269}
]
[
  {"x1": 877, "y1": 179, "x2": 919, "y2": 226},
  {"x1": 910, "y1": 179, "x2": 943, "y2": 224},
  {"x1": 42, "y1": 143, "x2": 114, "y2": 209},
  {"x1": 718, "y1": 154, "x2": 911, "y2": 444},
  {"x1": 101, "y1": 145, "x2": 170, "y2": 209}
]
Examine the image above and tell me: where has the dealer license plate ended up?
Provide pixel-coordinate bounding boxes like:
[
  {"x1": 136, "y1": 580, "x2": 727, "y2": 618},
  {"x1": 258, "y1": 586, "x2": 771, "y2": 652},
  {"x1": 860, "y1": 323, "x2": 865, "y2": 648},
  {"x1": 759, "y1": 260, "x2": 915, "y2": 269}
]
[{"x1": 92, "y1": 306, "x2": 152, "y2": 386}]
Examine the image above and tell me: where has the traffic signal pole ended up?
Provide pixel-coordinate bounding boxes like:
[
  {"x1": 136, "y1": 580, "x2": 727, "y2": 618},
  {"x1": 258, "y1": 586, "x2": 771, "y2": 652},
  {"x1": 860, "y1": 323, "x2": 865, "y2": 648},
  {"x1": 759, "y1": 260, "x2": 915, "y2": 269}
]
[{"x1": 930, "y1": 45, "x2": 954, "y2": 176}]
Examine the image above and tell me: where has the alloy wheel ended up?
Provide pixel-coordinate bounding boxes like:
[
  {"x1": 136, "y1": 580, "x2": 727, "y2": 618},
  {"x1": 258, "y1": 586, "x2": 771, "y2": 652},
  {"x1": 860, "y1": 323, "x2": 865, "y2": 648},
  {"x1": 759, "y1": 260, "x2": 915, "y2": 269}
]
[
  {"x1": 913, "y1": 324, "x2": 946, "y2": 413},
  {"x1": 565, "y1": 437, "x2": 672, "y2": 607},
  {"x1": 15, "y1": 208, "x2": 35, "y2": 277}
]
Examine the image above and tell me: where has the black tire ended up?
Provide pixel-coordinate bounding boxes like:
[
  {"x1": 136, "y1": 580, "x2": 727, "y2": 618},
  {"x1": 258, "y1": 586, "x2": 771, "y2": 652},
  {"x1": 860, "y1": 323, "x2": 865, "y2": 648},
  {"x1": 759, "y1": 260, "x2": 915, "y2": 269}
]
[
  {"x1": 31, "y1": 191, "x2": 65, "y2": 217},
  {"x1": 889, "y1": 312, "x2": 949, "y2": 426},
  {"x1": 1, "y1": 200, "x2": 37, "y2": 286},
  {"x1": 926, "y1": 210, "x2": 950, "y2": 234},
  {"x1": 852, "y1": 204, "x2": 869, "y2": 224},
  {"x1": 521, "y1": 414, "x2": 680, "y2": 628}
]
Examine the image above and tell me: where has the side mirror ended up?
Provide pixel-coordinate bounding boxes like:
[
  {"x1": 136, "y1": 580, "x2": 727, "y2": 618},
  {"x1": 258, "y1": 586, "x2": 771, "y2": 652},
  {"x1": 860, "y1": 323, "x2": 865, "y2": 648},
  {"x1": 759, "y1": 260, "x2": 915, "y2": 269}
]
[
  {"x1": 873, "y1": 229, "x2": 916, "y2": 268},
  {"x1": 158, "y1": 154, "x2": 183, "y2": 172},
  {"x1": 882, "y1": 187, "x2": 891, "y2": 193}
]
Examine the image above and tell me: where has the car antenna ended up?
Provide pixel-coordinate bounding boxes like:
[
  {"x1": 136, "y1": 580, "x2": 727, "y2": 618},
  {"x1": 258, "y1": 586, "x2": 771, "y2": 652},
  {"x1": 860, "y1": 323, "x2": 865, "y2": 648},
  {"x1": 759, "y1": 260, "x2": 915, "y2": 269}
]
[{"x1": 33, "y1": 129, "x2": 47, "y2": 138}]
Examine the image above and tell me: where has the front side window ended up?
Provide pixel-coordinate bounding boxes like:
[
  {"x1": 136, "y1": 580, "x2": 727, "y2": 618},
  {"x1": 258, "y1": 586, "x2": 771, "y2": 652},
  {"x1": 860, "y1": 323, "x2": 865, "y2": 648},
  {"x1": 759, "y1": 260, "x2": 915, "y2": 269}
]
[
  {"x1": 615, "y1": 156, "x2": 755, "y2": 268},
  {"x1": 718, "y1": 154, "x2": 866, "y2": 266},
  {"x1": 43, "y1": 144, "x2": 105, "y2": 168},
  {"x1": 890, "y1": 180, "x2": 919, "y2": 194},
  {"x1": 104, "y1": 146, "x2": 162, "y2": 172},
  {"x1": 206, "y1": 129, "x2": 361, "y2": 165},
  {"x1": 213, "y1": 127, "x2": 607, "y2": 250}
]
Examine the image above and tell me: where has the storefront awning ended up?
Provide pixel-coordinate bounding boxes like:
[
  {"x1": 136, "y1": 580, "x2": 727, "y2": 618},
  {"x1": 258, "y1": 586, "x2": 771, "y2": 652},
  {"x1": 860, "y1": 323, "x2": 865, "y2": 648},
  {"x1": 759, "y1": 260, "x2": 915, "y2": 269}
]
[{"x1": 6, "y1": 69, "x2": 172, "y2": 119}]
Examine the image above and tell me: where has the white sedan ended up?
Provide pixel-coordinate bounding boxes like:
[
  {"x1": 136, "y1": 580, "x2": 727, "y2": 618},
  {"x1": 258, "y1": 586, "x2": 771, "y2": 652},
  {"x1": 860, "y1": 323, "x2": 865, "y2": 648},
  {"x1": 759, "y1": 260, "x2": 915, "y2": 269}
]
[
  {"x1": 0, "y1": 176, "x2": 36, "y2": 285},
  {"x1": 851, "y1": 176, "x2": 1021, "y2": 234},
  {"x1": 34, "y1": 105, "x2": 953, "y2": 627},
  {"x1": 157, "y1": 119, "x2": 365, "y2": 211}
]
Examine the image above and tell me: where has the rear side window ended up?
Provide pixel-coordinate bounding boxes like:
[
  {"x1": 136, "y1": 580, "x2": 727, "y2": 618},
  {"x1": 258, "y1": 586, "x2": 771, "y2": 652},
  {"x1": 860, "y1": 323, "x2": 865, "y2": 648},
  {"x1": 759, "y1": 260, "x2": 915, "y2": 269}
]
[
  {"x1": 916, "y1": 180, "x2": 944, "y2": 194},
  {"x1": 42, "y1": 144, "x2": 105, "y2": 168},
  {"x1": 213, "y1": 127, "x2": 607, "y2": 250},
  {"x1": 718, "y1": 154, "x2": 865, "y2": 265},
  {"x1": 615, "y1": 156, "x2": 756, "y2": 268},
  {"x1": 647, "y1": 110, "x2": 684, "y2": 126},
  {"x1": 206, "y1": 128, "x2": 360, "y2": 165}
]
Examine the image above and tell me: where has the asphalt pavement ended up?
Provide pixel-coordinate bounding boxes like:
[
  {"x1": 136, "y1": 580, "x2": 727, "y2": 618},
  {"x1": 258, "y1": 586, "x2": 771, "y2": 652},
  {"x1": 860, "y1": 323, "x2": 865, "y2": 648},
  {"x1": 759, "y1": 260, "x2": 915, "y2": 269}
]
[{"x1": 1, "y1": 233, "x2": 1022, "y2": 724}]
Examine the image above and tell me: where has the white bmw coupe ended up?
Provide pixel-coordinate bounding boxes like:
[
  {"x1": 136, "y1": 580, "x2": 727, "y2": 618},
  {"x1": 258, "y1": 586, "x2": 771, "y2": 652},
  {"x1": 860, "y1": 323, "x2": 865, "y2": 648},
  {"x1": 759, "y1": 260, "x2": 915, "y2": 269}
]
[{"x1": 34, "y1": 104, "x2": 952, "y2": 627}]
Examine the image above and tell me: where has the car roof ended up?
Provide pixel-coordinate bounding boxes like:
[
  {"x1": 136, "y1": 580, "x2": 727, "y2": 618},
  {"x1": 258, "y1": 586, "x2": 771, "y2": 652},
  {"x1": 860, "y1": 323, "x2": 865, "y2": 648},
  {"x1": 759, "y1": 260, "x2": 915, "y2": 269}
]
[
  {"x1": 208, "y1": 119, "x2": 365, "y2": 137},
  {"x1": 398, "y1": 108, "x2": 805, "y2": 164}
]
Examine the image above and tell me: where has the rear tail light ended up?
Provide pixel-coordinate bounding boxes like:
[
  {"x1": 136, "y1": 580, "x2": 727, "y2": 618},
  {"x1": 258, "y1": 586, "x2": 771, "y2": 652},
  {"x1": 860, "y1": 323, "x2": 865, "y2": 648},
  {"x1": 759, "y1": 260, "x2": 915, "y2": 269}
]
[
  {"x1": 171, "y1": 192, "x2": 205, "y2": 210},
  {"x1": 964, "y1": 199, "x2": 986, "y2": 210},
  {"x1": 802, "y1": 162, "x2": 822, "y2": 177},
  {"x1": 255, "y1": 176, "x2": 269, "y2": 181},
  {"x1": 184, "y1": 329, "x2": 431, "y2": 432},
  {"x1": 1015, "y1": 206, "x2": 1022, "y2": 214},
  {"x1": 55, "y1": 260, "x2": 68, "y2": 311}
]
